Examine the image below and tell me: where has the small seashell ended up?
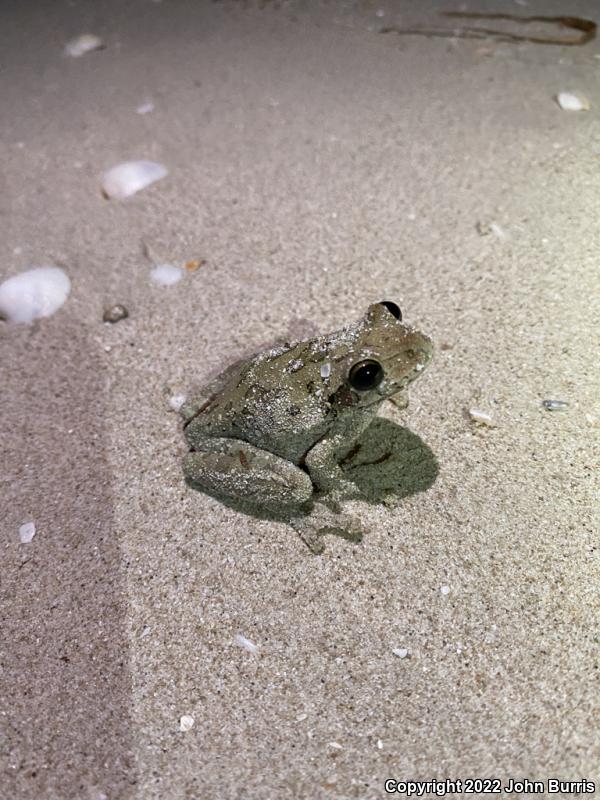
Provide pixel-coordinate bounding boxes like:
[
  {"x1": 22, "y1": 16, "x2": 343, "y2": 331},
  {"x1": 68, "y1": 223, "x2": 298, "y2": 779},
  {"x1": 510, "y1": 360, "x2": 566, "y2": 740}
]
[
  {"x1": 64, "y1": 34, "x2": 105, "y2": 58},
  {"x1": 392, "y1": 647, "x2": 408, "y2": 659},
  {"x1": 184, "y1": 259, "x2": 205, "y2": 272},
  {"x1": 179, "y1": 715, "x2": 194, "y2": 732},
  {"x1": 234, "y1": 634, "x2": 259, "y2": 654},
  {"x1": 542, "y1": 399, "x2": 569, "y2": 411},
  {"x1": 135, "y1": 101, "x2": 155, "y2": 115},
  {"x1": 101, "y1": 160, "x2": 167, "y2": 199},
  {"x1": 102, "y1": 304, "x2": 129, "y2": 323},
  {"x1": 168, "y1": 394, "x2": 186, "y2": 412},
  {"x1": 150, "y1": 264, "x2": 183, "y2": 286},
  {"x1": 19, "y1": 522, "x2": 36, "y2": 544},
  {"x1": 0, "y1": 266, "x2": 70, "y2": 324},
  {"x1": 468, "y1": 408, "x2": 494, "y2": 426},
  {"x1": 556, "y1": 92, "x2": 590, "y2": 112}
]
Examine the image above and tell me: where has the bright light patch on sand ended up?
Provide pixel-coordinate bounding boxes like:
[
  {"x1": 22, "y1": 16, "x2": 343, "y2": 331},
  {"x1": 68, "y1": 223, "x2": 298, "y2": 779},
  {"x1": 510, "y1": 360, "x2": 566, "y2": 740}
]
[
  {"x1": 136, "y1": 101, "x2": 155, "y2": 115},
  {"x1": 0, "y1": 266, "x2": 71, "y2": 323},
  {"x1": 151, "y1": 264, "x2": 183, "y2": 286},
  {"x1": 19, "y1": 522, "x2": 36, "y2": 543},
  {"x1": 234, "y1": 634, "x2": 259, "y2": 653},
  {"x1": 64, "y1": 34, "x2": 104, "y2": 57},
  {"x1": 101, "y1": 160, "x2": 167, "y2": 199}
]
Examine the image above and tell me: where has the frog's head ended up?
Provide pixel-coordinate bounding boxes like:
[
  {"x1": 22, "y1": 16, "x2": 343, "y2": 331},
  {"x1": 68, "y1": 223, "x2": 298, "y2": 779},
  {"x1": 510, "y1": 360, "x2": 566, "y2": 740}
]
[{"x1": 328, "y1": 301, "x2": 433, "y2": 410}]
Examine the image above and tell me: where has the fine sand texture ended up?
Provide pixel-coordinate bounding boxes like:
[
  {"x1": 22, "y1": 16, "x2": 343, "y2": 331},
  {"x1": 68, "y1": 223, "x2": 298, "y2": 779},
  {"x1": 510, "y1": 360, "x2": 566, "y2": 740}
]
[{"x1": 2, "y1": 1, "x2": 599, "y2": 798}]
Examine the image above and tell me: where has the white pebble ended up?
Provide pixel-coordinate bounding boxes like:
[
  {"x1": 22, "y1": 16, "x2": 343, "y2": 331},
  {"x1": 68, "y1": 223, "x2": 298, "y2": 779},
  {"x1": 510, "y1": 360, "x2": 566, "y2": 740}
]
[
  {"x1": 542, "y1": 399, "x2": 569, "y2": 411},
  {"x1": 320, "y1": 362, "x2": 331, "y2": 378},
  {"x1": 377, "y1": 739, "x2": 384, "y2": 749},
  {"x1": 151, "y1": 264, "x2": 183, "y2": 286},
  {"x1": 392, "y1": 647, "x2": 408, "y2": 659},
  {"x1": 19, "y1": 522, "x2": 36, "y2": 544},
  {"x1": 169, "y1": 394, "x2": 187, "y2": 411},
  {"x1": 234, "y1": 634, "x2": 259, "y2": 654},
  {"x1": 0, "y1": 266, "x2": 70, "y2": 324},
  {"x1": 328, "y1": 741, "x2": 343, "y2": 749},
  {"x1": 101, "y1": 160, "x2": 167, "y2": 199},
  {"x1": 179, "y1": 715, "x2": 194, "y2": 732},
  {"x1": 136, "y1": 101, "x2": 155, "y2": 115},
  {"x1": 440, "y1": 585, "x2": 450, "y2": 595},
  {"x1": 295, "y1": 713, "x2": 308, "y2": 722},
  {"x1": 468, "y1": 408, "x2": 494, "y2": 426},
  {"x1": 556, "y1": 92, "x2": 590, "y2": 112},
  {"x1": 64, "y1": 34, "x2": 105, "y2": 58}
]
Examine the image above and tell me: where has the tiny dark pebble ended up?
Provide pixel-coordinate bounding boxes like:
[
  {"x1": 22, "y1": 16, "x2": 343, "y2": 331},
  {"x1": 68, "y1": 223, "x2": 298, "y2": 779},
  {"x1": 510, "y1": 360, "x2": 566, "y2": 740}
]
[{"x1": 103, "y1": 304, "x2": 129, "y2": 323}]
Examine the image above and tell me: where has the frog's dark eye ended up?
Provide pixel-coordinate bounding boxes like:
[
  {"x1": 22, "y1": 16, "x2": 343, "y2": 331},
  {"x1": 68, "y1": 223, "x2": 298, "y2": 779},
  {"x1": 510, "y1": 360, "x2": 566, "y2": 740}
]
[
  {"x1": 348, "y1": 359, "x2": 384, "y2": 391},
  {"x1": 379, "y1": 300, "x2": 402, "y2": 320}
]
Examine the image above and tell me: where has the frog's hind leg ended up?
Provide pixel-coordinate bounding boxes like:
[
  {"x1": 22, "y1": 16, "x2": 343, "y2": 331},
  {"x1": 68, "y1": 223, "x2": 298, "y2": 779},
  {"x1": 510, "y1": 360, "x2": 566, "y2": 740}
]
[{"x1": 183, "y1": 437, "x2": 313, "y2": 512}]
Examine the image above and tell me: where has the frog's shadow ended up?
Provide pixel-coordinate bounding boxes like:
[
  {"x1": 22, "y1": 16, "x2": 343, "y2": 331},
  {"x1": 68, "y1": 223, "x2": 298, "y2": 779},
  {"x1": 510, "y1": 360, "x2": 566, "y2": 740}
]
[{"x1": 187, "y1": 417, "x2": 439, "y2": 524}]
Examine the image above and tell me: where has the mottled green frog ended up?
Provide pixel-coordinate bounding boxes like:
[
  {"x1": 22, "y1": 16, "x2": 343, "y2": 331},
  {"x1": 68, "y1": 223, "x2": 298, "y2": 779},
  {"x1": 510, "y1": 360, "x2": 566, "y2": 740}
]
[{"x1": 181, "y1": 301, "x2": 433, "y2": 552}]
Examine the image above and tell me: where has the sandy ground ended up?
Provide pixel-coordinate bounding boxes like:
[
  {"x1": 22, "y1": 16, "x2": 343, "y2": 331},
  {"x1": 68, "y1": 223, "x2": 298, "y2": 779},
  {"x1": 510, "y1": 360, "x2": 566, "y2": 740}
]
[{"x1": 2, "y1": 1, "x2": 600, "y2": 798}]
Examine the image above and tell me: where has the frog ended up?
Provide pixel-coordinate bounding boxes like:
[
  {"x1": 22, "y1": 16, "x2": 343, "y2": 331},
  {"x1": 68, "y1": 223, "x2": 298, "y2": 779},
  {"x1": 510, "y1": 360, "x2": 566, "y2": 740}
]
[{"x1": 181, "y1": 300, "x2": 433, "y2": 553}]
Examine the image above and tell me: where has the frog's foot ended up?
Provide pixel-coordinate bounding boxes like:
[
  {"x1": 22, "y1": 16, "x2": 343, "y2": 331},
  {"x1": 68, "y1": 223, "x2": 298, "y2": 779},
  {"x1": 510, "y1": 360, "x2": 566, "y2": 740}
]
[
  {"x1": 290, "y1": 502, "x2": 365, "y2": 554},
  {"x1": 183, "y1": 437, "x2": 313, "y2": 512}
]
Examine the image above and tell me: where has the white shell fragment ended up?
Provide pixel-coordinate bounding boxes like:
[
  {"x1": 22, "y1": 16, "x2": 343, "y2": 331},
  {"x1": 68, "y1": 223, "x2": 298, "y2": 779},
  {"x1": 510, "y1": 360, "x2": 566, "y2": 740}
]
[
  {"x1": 320, "y1": 362, "x2": 331, "y2": 379},
  {"x1": 136, "y1": 101, "x2": 155, "y2": 115},
  {"x1": 468, "y1": 408, "x2": 494, "y2": 426},
  {"x1": 168, "y1": 394, "x2": 186, "y2": 412},
  {"x1": 556, "y1": 92, "x2": 590, "y2": 112},
  {"x1": 542, "y1": 399, "x2": 569, "y2": 411},
  {"x1": 101, "y1": 160, "x2": 167, "y2": 199},
  {"x1": 0, "y1": 266, "x2": 71, "y2": 323},
  {"x1": 64, "y1": 34, "x2": 105, "y2": 58},
  {"x1": 234, "y1": 634, "x2": 259, "y2": 654},
  {"x1": 392, "y1": 647, "x2": 409, "y2": 659},
  {"x1": 440, "y1": 585, "x2": 450, "y2": 595},
  {"x1": 179, "y1": 715, "x2": 194, "y2": 732},
  {"x1": 19, "y1": 522, "x2": 36, "y2": 544},
  {"x1": 150, "y1": 264, "x2": 183, "y2": 286}
]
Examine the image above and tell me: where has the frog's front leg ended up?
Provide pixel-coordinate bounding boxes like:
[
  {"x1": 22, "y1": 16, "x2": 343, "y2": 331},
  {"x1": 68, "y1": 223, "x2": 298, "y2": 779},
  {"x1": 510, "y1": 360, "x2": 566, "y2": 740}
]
[
  {"x1": 183, "y1": 436, "x2": 313, "y2": 512},
  {"x1": 304, "y1": 410, "x2": 375, "y2": 507}
]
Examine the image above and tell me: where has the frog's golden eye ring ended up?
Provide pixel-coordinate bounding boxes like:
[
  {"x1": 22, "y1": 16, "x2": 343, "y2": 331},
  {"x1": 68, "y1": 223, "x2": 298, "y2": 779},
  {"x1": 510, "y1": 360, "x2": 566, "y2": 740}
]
[
  {"x1": 379, "y1": 300, "x2": 402, "y2": 320},
  {"x1": 348, "y1": 359, "x2": 384, "y2": 392}
]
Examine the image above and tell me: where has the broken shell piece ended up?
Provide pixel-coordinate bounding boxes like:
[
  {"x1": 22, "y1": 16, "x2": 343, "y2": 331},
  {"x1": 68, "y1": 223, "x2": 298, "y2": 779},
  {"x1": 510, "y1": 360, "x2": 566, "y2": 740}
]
[
  {"x1": 103, "y1": 304, "x2": 129, "y2": 323},
  {"x1": 234, "y1": 634, "x2": 259, "y2": 654},
  {"x1": 392, "y1": 647, "x2": 408, "y2": 659},
  {"x1": 556, "y1": 92, "x2": 590, "y2": 112},
  {"x1": 468, "y1": 408, "x2": 494, "y2": 426},
  {"x1": 0, "y1": 266, "x2": 70, "y2": 323},
  {"x1": 168, "y1": 394, "x2": 186, "y2": 412},
  {"x1": 150, "y1": 264, "x2": 183, "y2": 286},
  {"x1": 184, "y1": 259, "x2": 205, "y2": 272},
  {"x1": 179, "y1": 715, "x2": 194, "y2": 732},
  {"x1": 101, "y1": 160, "x2": 167, "y2": 199},
  {"x1": 64, "y1": 34, "x2": 105, "y2": 58},
  {"x1": 19, "y1": 522, "x2": 36, "y2": 544},
  {"x1": 320, "y1": 362, "x2": 331, "y2": 379},
  {"x1": 542, "y1": 399, "x2": 569, "y2": 411}
]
